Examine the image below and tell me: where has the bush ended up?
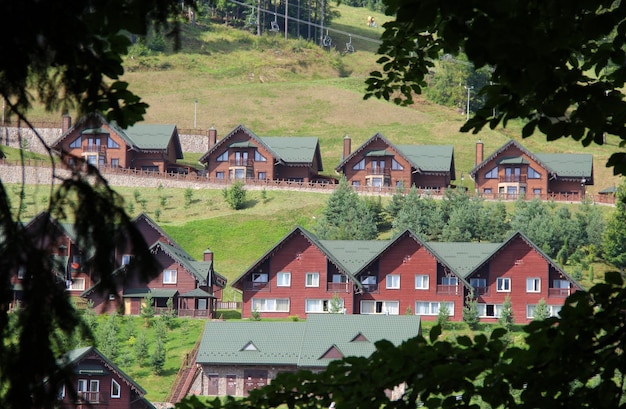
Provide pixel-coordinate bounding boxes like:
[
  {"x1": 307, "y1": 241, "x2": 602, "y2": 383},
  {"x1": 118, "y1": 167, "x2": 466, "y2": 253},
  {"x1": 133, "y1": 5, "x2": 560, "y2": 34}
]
[{"x1": 223, "y1": 181, "x2": 247, "y2": 210}]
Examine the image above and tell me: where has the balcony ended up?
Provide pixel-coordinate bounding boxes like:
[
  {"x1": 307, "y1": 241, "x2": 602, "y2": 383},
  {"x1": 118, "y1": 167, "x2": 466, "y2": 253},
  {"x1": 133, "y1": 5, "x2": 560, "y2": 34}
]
[
  {"x1": 230, "y1": 158, "x2": 254, "y2": 167},
  {"x1": 83, "y1": 145, "x2": 106, "y2": 154},
  {"x1": 366, "y1": 167, "x2": 391, "y2": 177},
  {"x1": 361, "y1": 283, "x2": 379, "y2": 293},
  {"x1": 437, "y1": 284, "x2": 460, "y2": 295},
  {"x1": 244, "y1": 281, "x2": 271, "y2": 292},
  {"x1": 548, "y1": 287, "x2": 571, "y2": 297},
  {"x1": 499, "y1": 175, "x2": 527, "y2": 183},
  {"x1": 327, "y1": 282, "x2": 350, "y2": 292},
  {"x1": 77, "y1": 391, "x2": 101, "y2": 403},
  {"x1": 473, "y1": 286, "x2": 489, "y2": 296}
]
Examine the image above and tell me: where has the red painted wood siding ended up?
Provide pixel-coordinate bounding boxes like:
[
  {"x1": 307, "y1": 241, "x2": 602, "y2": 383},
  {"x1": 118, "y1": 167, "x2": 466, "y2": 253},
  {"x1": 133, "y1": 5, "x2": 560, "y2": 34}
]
[{"x1": 341, "y1": 138, "x2": 413, "y2": 187}]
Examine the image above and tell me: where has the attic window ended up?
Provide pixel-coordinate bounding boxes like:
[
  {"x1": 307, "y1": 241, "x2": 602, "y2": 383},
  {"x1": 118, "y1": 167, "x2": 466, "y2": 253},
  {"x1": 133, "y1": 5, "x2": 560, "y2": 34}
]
[
  {"x1": 514, "y1": 259, "x2": 523, "y2": 266},
  {"x1": 351, "y1": 333, "x2": 369, "y2": 342},
  {"x1": 242, "y1": 342, "x2": 258, "y2": 351},
  {"x1": 320, "y1": 345, "x2": 344, "y2": 360}
]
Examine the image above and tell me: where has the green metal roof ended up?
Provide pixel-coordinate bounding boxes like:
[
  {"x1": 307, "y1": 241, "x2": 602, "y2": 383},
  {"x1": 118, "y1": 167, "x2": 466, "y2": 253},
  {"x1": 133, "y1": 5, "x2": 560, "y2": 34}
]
[
  {"x1": 535, "y1": 153, "x2": 593, "y2": 178},
  {"x1": 395, "y1": 145, "x2": 455, "y2": 172},
  {"x1": 124, "y1": 123, "x2": 178, "y2": 150},
  {"x1": 497, "y1": 156, "x2": 530, "y2": 165},
  {"x1": 152, "y1": 241, "x2": 211, "y2": 283},
  {"x1": 122, "y1": 288, "x2": 178, "y2": 298},
  {"x1": 180, "y1": 288, "x2": 215, "y2": 298},
  {"x1": 426, "y1": 242, "x2": 502, "y2": 279},
  {"x1": 365, "y1": 149, "x2": 394, "y2": 157},
  {"x1": 318, "y1": 240, "x2": 388, "y2": 275},
  {"x1": 196, "y1": 315, "x2": 421, "y2": 368},
  {"x1": 229, "y1": 141, "x2": 258, "y2": 148},
  {"x1": 260, "y1": 136, "x2": 320, "y2": 164}
]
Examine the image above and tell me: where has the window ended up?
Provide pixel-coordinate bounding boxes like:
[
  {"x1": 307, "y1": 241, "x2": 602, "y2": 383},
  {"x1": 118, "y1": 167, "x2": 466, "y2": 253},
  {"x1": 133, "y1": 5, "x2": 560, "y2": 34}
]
[
  {"x1": 217, "y1": 151, "x2": 228, "y2": 161},
  {"x1": 470, "y1": 278, "x2": 486, "y2": 288},
  {"x1": 553, "y1": 279, "x2": 571, "y2": 289},
  {"x1": 69, "y1": 137, "x2": 81, "y2": 148},
  {"x1": 361, "y1": 275, "x2": 377, "y2": 285},
  {"x1": 252, "y1": 273, "x2": 268, "y2": 282},
  {"x1": 441, "y1": 276, "x2": 458, "y2": 286},
  {"x1": 17, "y1": 266, "x2": 25, "y2": 279},
  {"x1": 258, "y1": 172, "x2": 266, "y2": 180},
  {"x1": 251, "y1": 298, "x2": 290, "y2": 312},
  {"x1": 485, "y1": 166, "x2": 498, "y2": 179},
  {"x1": 254, "y1": 150, "x2": 267, "y2": 161},
  {"x1": 306, "y1": 272, "x2": 320, "y2": 287},
  {"x1": 332, "y1": 274, "x2": 347, "y2": 283},
  {"x1": 361, "y1": 300, "x2": 399, "y2": 315},
  {"x1": 415, "y1": 275, "x2": 429, "y2": 290},
  {"x1": 526, "y1": 278, "x2": 541, "y2": 293},
  {"x1": 69, "y1": 278, "x2": 85, "y2": 291},
  {"x1": 528, "y1": 166, "x2": 541, "y2": 179},
  {"x1": 533, "y1": 188, "x2": 542, "y2": 196},
  {"x1": 386, "y1": 274, "x2": 400, "y2": 289},
  {"x1": 415, "y1": 301, "x2": 454, "y2": 316},
  {"x1": 277, "y1": 272, "x2": 291, "y2": 287},
  {"x1": 391, "y1": 159, "x2": 404, "y2": 170},
  {"x1": 526, "y1": 304, "x2": 562, "y2": 319},
  {"x1": 304, "y1": 298, "x2": 342, "y2": 313},
  {"x1": 107, "y1": 137, "x2": 119, "y2": 148},
  {"x1": 352, "y1": 180, "x2": 360, "y2": 186},
  {"x1": 163, "y1": 269, "x2": 177, "y2": 284},
  {"x1": 78, "y1": 379, "x2": 99, "y2": 402},
  {"x1": 216, "y1": 171, "x2": 225, "y2": 179},
  {"x1": 507, "y1": 186, "x2": 517, "y2": 195},
  {"x1": 483, "y1": 188, "x2": 492, "y2": 194},
  {"x1": 121, "y1": 254, "x2": 132, "y2": 265},
  {"x1": 233, "y1": 168, "x2": 245, "y2": 179},
  {"x1": 111, "y1": 158, "x2": 119, "y2": 167},
  {"x1": 496, "y1": 277, "x2": 511, "y2": 292},
  {"x1": 477, "y1": 303, "x2": 503, "y2": 318},
  {"x1": 353, "y1": 159, "x2": 365, "y2": 170},
  {"x1": 58, "y1": 385, "x2": 66, "y2": 399},
  {"x1": 111, "y1": 379, "x2": 121, "y2": 398}
]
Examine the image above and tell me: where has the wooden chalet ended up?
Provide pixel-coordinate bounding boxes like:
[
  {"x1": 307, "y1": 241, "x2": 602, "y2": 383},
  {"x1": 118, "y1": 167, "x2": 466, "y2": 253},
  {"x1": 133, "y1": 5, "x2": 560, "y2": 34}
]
[
  {"x1": 198, "y1": 124, "x2": 328, "y2": 183},
  {"x1": 334, "y1": 133, "x2": 456, "y2": 190},
  {"x1": 469, "y1": 139, "x2": 594, "y2": 200},
  {"x1": 52, "y1": 112, "x2": 184, "y2": 173},
  {"x1": 232, "y1": 227, "x2": 581, "y2": 324},
  {"x1": 189, "y1": 315, "x2": 421, "y2": 397},
  {"x1": 57, "y1": 346, "x2": 155, "y2": 409}
]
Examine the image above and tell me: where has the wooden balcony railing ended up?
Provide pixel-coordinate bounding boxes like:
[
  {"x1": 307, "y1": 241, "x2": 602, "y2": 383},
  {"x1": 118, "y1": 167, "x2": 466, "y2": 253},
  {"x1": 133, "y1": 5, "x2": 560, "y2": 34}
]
[
  {"x1": 77, "y1": 391, "x2": 101, "y2": 403},
  {"x1": 437, "y1": 284, "x2": 460, "y2": 295},
  {"x1": 244, "y1": 281, "x2": 271, "y2": 292},
  {"x1": 230, "y1": 158, "x2": 254, "y2": 167},
  {"x1": 327, "y1": 282, "x2": 350, "y2": 292},
  {"x1": 83, "y1": 145, "x2": 106, "y2": 154},
  {"x1": 177, "y1": 309, "x2": 209, "y2": 318},
  {"x1": 473, "y1": 286, "x2": 489, "y2": 296},
  {"x1": 499, "y1": 175, "x2": 527, "y2": 183},
  {"x1": 548, "y1": 288, "x2": 571, "y2": 297},
  {"x1": 361, "y1": 283, "x2": 379, "y2": 293},
  {"x1": 366, "y1": 167, "x2": 391, "y2": 176}
]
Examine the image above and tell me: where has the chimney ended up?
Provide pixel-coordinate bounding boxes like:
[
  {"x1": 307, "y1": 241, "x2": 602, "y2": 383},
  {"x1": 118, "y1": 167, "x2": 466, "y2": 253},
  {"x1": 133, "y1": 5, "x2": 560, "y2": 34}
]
[
  {"x1": 62, "y1": 113, "x2": 72, "y2": 133},
  {"x1": 208, "y1": 126, "x2": 217, "y2": 150},
  {"x1": 343, "y1": 134, "x2": 351, "y2": 160},
  {"x1": 203, "y1": 247, "x2": 213, "y2": 262},
  {"x1": 475, "y1": 139, "x2": 484, "y2": 166}
]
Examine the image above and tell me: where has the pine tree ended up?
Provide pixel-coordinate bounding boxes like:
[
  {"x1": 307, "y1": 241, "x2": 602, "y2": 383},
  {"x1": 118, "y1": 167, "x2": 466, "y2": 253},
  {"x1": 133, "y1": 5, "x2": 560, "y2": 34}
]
[
  {"x1": 498, "y1": 296, "x2": 514, "y2": 331},
  {"x1": 134, "y1": 329, "x2": 149, "y2": 367},
  {"x1": 151, "y1": 337, "x2": 166, "y2": 375},
  {"x1": 533, "y1": 299, "x2": 550, "y2": 321},
  {"x1": 437, "y1": 302, "x2": 451, "y2": 330},
  {"x1": 463, "y1": 294, "x2": 480, "y2": 330},
  {"x1": 141, "y1": 293, "x2": 155, "y2": 326},
  {"x1": 329, "y1": 293, "x2": 344, "y2": 314}
]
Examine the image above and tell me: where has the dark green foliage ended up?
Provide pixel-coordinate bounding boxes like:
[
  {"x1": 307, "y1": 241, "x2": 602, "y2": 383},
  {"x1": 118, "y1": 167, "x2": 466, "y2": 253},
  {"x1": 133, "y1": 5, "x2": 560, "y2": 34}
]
[
  {"x1": 134, "y1": 329, "x2": 149, "y2": 367},
  {"x1": 392, "y1": 187, "x2": 443, "y2": 239},
  {"x1": 184, "y1": 187, "x2": 194, "y2": 209},
  {"x1": 603, "y1": 183, "x2": 626, "y2": 271},
  {"x1": 96, "y1": 313, "x2": 120, "y2": 361},
  {"x1": 463, "y1": 294, "x2": 480, "y2": 330},
  {"x1": 151, "y1": 337, "x2": 166, "y2": 375},
  {"x1": 315, "y1": 177, "x2": 377, "y2": 240},
  {"x1": 222, "y1": 181, "x2": 247, "y2": 210},
  {"x1": 533, "y1": 299, "x2": 550, "y2": 321},
  {"x1": 141, "y1": 293, "x2": 155, "y2": 321},
  {"x1": 436, "y1": 302, "x2": 450, "y2": 329}
]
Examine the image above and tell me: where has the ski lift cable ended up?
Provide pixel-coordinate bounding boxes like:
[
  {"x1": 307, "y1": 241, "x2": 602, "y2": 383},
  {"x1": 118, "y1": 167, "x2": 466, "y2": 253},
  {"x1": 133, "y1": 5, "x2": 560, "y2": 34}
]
[{"x1": 225, "y1": 0, "x2": 382, "y2": 44}]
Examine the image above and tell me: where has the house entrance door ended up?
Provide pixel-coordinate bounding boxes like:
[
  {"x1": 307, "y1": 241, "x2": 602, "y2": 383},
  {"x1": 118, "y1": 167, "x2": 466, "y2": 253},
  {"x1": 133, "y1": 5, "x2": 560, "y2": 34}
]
[{"x1": 243, "y1": 370, "x2": 267, "y2": 396}]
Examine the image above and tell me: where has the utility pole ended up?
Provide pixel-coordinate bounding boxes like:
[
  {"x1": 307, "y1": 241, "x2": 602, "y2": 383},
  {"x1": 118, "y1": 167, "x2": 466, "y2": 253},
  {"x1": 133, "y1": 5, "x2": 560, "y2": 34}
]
[{"x1": 465, "y1": 85, "x2": 473, "y2": 121}]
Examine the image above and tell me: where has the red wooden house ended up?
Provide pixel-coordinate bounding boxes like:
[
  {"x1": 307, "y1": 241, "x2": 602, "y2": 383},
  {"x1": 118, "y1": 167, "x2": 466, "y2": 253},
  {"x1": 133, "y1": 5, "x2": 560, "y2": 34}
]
[
  {"x1": 58, "y1": 346, "x2": 155, "y2": 409},
  {"x1": 52, "y1": 112, "x2": 184, "y2": 173},
  {"x1": 13, "y1": 212, "x2": 226, "y2": 318},
  {"x1": 334, "y1": 133, "x2": 456, "y2": 190},
  {"x1": 469, "y1": 139, "x2": 593, "y2": 200},
  {"x1": 198, "y1": 124, "x2": 327, "y2": 183},
  {"x1": 233, "y1": 227, "x2": 581, "y2": 324},
  {"x1": 83, "y1": 213, "x2": 227, "y2": 318}
]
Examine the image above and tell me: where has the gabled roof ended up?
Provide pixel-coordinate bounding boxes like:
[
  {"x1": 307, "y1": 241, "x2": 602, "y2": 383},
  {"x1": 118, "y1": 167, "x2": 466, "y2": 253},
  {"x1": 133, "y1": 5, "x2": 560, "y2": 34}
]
[
  {"x1": 196, "y1": 315, "x2": 421, "y2": 368},
  {"x1": 151, "y1": 240, "x2": 211, "y2": 285},
  {"x1": 61, "y1": 346, "x2": 155, "y2": 409},
  {"x1": 199, "y1": 124, "x2": 323, "y2": 169},
  {"x1": 52, "y1": 112, "x2": 182, "y2": 158},
  {"x1": 469, "y1": 139, "x2": 593, "y2": 181},
  {"x1": 334, "y1": 132, "x2": 454, "y2": 176}
]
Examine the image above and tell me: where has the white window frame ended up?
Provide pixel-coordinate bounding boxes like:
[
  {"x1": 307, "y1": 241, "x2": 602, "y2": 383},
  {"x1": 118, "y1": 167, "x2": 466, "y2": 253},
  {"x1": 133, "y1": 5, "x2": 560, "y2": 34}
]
[
  {"x1": 496, "y1": 277, "x2": 511, "y2": 292},
  {"x1": 414, "y1": 274, "x2": 429, "y2": 290},
  {"x1": 526, "y1": 304, "x2": 562, "y2": 319},
  {"x1": 163, "y1": 269, "x2": 177, "y2": 284},
  {"x1": 526, "y1": 278, "x2": 541, "y2": 293},
  {"x1": 361, "y1": 300, "x2": 399, "y2": 315},
  {"x1": 252, "y1": 273, "x2": 268, "y2": 283},
  {"x1": 276, "y1": 272, "x2": 291, "y2": 287},
  {"x1": 441, "y1": 276, "x2": 458, "y2": 286},
  {"x1": 111, "y1": 379, "x2": 121, "y2": 398},
  {"x1": 251, "y1": 298, "x2": 290, "y2": 312},
  {"x1": 386, "y1": 274, "x2": 400, "y2": 289},
  {"x1": 70, "y1": 278, "x2": 85, "y2": 291},
  {"x1": 477, "y1": 303, "x2": 503, "y2": 318},
  {"x1": 305, "y1": 272, "x2": 320, "y2": 287},
  {"x1": 305, "y1": 299, "x2": 332, "y2": 313},
  {"x1": 415, "y1": 301, "x2": 454, "y2": 316}
]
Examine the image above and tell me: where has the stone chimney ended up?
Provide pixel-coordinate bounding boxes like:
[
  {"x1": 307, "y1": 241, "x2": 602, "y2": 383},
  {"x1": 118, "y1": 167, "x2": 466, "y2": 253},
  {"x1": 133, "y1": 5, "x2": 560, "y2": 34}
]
[
  {"x1": 203, "y1": 247, "x2": 213, "y2": 262},
  {"x1": 208, "y1": 126, "x2": 217, "y2": 150},
  {"x1": 62, "y1": 113, "x2": 72, "y2": 133},
  {"x1": 343, "y1": 134, "x2": 351, "y2": 160},
  {"x1": 475, "y1": 139, "x2": 484, "y2": 166}
]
